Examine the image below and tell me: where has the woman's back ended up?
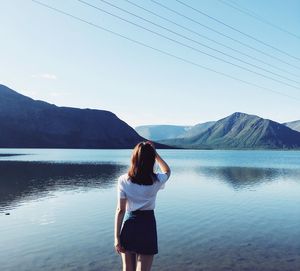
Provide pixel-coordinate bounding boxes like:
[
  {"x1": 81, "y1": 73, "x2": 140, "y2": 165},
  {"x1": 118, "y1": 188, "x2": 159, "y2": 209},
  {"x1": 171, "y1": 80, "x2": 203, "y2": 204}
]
[{"x1": 118, "y1": 172, "x2": 170, "y2": 211}]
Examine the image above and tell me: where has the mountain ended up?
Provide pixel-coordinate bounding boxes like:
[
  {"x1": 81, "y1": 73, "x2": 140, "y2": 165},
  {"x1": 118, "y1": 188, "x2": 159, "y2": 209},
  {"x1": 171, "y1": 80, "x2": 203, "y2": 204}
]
[
  {"x1": 283, "y1": 120, "x2": 300, "y2": 133},
  {"x1": 135, "y1": 121, "x2": 216, "y2": 141},
  {"x1": 181, "y1": 121, "x2": 216, "y2": 138},
  {"x1": 0, "y1": 84, "x2": 162, "y2": 149},
  {"x1": 135, "y1": 125, "x2": 192, "y2": 141},
  {"x1": 159, "y1": 112, "x2": 300, "y2": 149}
]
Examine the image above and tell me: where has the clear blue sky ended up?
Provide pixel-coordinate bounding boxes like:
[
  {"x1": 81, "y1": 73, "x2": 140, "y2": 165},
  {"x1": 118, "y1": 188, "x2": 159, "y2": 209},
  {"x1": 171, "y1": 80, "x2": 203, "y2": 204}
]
[{"x1": 1, "y1": 0, "x2": 300, "y2": 127}]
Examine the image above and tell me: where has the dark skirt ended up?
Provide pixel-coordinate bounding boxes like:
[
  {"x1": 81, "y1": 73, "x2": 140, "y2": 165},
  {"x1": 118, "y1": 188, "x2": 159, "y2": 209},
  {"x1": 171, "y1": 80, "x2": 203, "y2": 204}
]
[{"x1": 120, "y1": 210, "x2": 158, "y2": 255}]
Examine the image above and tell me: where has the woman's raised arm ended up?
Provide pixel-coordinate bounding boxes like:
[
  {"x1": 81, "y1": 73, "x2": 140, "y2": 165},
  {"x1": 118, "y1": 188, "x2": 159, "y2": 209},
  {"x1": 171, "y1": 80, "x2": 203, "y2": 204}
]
[
  {"x1": 155, "y1": 152, "x2": 171, "y2": 176},
  {"x1": 147, "y1": 141, "x2": 171, "y2": 176}
]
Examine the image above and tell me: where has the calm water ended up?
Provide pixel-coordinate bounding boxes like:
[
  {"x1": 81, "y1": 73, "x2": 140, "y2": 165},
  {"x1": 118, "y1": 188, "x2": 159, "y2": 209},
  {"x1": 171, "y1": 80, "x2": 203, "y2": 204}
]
[{"x1": 0, "y1": 149, "x2": 300, "y2": 271}]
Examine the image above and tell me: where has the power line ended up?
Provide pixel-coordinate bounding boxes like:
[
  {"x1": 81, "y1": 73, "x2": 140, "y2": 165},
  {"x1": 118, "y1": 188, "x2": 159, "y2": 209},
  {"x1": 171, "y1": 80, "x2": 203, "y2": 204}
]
[
  {"x1": 218, "y1": 0, "x2": 300, "y2": 40},
  {"x1": 151, "y1": 0, "x2": 300, "y2": 71},
  {"x1": 124, "y1": 0, "x2": 299, "y2": 78},
  {"x1": 31, "y1": 0, "x2": 300, "y2": 102},
  {"x1": 78, "y1": 0, "x2": 300, "y2": 90},
  {"x1": 120, "y1": 0, "x2": 300, "y2": 83},
  {"x1": 174, "y1": 0, "x2": 300, "y2": 62}
]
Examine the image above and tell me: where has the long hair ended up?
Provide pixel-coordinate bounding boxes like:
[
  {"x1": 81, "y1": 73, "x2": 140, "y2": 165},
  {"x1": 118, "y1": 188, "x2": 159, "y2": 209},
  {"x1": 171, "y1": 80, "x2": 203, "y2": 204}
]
[{"x1": 128, "y1": 142, "x2": 156, "y2": 185}]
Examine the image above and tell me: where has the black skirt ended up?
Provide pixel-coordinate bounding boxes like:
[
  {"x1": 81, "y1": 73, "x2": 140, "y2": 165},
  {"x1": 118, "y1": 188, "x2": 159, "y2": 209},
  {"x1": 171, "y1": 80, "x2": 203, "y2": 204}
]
[{"x1": 120, "y1": 210, "x2": 158, "y2": 255}]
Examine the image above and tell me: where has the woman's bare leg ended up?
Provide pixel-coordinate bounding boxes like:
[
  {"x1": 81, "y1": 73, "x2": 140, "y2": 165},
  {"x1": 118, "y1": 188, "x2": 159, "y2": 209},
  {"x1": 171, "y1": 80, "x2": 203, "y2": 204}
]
[
  {"x1": 136, "y1": 254, "x2": 154, "y2": 271},
  {"x1": 121, "y1": 251, "x2": 137, "y2": 271}
]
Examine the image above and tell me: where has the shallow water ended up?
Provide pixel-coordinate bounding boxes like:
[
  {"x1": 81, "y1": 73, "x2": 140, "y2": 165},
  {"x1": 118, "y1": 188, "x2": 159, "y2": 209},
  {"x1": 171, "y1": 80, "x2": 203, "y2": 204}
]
[{"x1": 0, "y1": 149, "x2": 299, "y2": 271}]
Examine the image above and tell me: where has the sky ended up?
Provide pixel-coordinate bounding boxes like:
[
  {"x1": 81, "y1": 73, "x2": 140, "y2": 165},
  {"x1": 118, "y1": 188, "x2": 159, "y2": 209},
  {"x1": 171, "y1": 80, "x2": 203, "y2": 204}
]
[{"x1": 1, "y1": 0, "x2": 300, "y2": 127}]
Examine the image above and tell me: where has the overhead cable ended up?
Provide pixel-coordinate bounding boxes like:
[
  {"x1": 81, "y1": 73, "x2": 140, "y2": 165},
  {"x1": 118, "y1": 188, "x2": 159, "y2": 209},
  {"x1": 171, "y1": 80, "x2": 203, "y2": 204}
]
[
  {"x1": 124, "y1": 0, "x2": 299, "y2": 78},
  {"x1": 174, "y1": 0, "x2": 300, "y2": 61},
  {"x1": 218, "y1": 0, "x2": 300, "y2": 40},
  {"x1": 151, "y1": 0, "x2": 300, "y2": 71},
  {"x1": 31, "y1": 0, "x2": 300, "y2": 101},
  {"x1": 79, "y1": 0, "x2": 300, "y2": 90}
]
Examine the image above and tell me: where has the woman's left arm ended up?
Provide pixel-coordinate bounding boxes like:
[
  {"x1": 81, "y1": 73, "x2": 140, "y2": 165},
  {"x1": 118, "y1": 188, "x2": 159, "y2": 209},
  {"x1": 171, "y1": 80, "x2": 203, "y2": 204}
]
[{"x1": 114, "y1": 198, "x2": 126, "y2": 254}]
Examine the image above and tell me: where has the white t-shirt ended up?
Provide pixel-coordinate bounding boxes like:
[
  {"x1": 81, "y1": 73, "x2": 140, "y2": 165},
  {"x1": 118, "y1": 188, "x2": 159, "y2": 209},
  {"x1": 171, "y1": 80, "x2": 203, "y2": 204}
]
[{"x1": 117, "y1": 173, "x2": 170, "y2": 212}]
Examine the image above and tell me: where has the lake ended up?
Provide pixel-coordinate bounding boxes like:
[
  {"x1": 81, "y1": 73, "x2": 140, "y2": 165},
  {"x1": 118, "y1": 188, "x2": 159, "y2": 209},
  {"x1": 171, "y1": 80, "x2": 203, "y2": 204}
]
[{"x1": 0, "y1": 149, "x2": 299, "y2": 271}]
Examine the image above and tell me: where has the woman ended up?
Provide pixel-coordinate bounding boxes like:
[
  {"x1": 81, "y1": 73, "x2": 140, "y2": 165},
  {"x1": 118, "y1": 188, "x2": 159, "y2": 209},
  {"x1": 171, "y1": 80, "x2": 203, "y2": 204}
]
[{"x1": 114, "y1": 141, "x2": 171, "y2": 271}]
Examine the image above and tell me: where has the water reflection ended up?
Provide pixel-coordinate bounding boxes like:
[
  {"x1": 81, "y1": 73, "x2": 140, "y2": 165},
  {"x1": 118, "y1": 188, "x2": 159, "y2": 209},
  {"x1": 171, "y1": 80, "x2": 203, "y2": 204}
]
[
  {"x1": 197, "y1": 166, "x2": 300, "y2": 189},
  {"x1": 1, "y1": 151, "x2": 300, "y2": 271},
  {"x1": 0, "y1": 154, "x2": 24, "y2": 157},
  {"x1": 0, "y1": 161, "x2": 125, "y2": 211}
]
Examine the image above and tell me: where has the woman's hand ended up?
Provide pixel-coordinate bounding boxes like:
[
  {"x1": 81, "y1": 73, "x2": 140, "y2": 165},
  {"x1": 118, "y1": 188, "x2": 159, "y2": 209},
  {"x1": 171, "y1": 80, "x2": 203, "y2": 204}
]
[
  {"x1": 114, "y1": 238, "x2": 125, "y2": 254},
  {"x1": 146, "y1": 141, "x2": 156, "y2": 153}
]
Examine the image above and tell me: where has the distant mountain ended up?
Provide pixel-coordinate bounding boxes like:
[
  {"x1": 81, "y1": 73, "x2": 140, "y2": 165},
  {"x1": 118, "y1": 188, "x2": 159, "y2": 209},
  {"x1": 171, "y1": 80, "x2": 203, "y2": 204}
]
[
  {"x1": 181, "y1": 121, "x2": 216, "y2": 138},
  {"x1": 159, "y1": 112, "x2": 300, "y2": 149},
  {"x1": 135, "y1": 125, "x2": 192, "y2": 141},
  {"x1": 0, "y1": 84, "x2": 166, "y2": 149},
  {"x1": 283, "y1": 120, "x2": 300, "y2": 133},
  {"x1": 135, "y1": 121, "x2": 216, "y2": 141}
]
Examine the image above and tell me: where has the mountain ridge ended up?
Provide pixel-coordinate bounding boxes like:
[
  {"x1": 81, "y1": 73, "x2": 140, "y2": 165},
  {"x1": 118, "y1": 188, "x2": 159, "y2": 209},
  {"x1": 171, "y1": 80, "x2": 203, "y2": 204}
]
[
  {"x1": 0, "y1": 84, "x2": 169, "y2": 149},
  {"x1": 283, "y1": 120, "x2": 300, "y2": 132},
  {"x1": 159, "y1": 112, "x2": 300, "y2": 150},
  {"x1": 1, "y1": 84, "x2": 299, "y2": 150}
]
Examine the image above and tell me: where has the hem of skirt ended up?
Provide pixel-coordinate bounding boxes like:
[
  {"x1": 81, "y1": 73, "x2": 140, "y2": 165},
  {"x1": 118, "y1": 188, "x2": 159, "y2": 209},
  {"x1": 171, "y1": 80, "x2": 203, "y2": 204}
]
[{"x1": 122, "y1": 248, "x2": 158, "y2": 255}]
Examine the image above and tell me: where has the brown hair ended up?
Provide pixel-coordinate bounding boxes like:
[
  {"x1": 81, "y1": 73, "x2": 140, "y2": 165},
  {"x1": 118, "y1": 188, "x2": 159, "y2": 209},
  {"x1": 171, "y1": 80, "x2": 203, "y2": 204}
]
[{"x1": 128, "y1": 142, "x2": 156, "y2": 185}]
